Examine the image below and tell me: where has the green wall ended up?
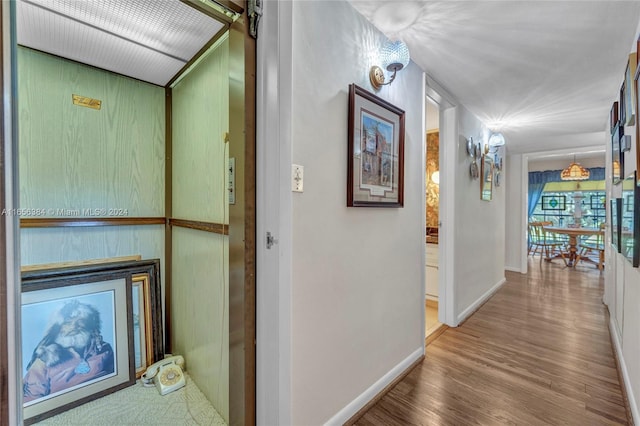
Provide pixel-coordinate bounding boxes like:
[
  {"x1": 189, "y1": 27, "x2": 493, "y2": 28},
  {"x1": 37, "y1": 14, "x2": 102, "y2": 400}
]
[
  {"x1": 17, "y1": 47, "x2": 165, "y2": 277},
  {"x1": 170, "y1": 35, "x2": 230, "y2": 422}
]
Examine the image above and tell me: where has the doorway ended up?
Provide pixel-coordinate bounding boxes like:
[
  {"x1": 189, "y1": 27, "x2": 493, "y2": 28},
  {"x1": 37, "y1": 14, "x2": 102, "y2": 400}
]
[
  {"x1": 3, "y1": 1, "x2": 255, "y2": 424},
  {"x1": 425, "y1": 96, "x2": 442, "y2": 338}
]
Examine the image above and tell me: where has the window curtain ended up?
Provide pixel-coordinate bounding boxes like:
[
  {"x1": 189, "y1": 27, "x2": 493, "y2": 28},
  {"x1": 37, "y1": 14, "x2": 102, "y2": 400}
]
[{"x1": 528, "y1": 167, "x2": 605, "y2": 220}]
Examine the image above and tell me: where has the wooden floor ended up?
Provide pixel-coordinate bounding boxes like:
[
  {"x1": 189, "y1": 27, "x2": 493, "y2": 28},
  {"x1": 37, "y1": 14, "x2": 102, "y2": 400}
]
[{"x1": 355, "y1": 258, "x2": 630, "y2": 425}]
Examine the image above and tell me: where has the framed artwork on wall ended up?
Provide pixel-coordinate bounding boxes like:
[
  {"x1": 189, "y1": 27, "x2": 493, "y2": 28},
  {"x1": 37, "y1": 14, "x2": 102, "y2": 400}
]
[
  {"x1": 610, "y1": 101, "x2": 619, "y2": 134},
  {"x1": 611, "y1": 198, "x2": 622, "y2": 253},
  {"x1": 625, "y1": 53, "x2": 637, "y2": 126},
  {"x1": 612, "y1": 124, "x2": 623, "y2": 185},
  {"x1": 620, "y1": 83, "x2": 626, "y2": 126},
  {"x1": 621, "y1": 172, "x2": 640, "y2": 267},
  {"x1": 347, "y1": 84, "x2": 405, "y2": 207}
]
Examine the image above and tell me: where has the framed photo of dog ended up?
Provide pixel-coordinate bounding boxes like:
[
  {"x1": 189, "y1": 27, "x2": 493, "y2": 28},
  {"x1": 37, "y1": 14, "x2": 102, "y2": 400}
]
[{"x1": 21, "y1": 259, "x2": 163, "y2": 424}]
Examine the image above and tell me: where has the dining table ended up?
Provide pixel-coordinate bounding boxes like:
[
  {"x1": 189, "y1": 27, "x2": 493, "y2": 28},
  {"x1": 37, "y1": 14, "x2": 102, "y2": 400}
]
[{"x1": 542, "y1": 225, "x2": 604, "y2": 267}]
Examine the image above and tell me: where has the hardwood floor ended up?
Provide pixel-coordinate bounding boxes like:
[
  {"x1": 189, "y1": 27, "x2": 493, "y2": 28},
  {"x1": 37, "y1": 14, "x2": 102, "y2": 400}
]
[{"x1": 355, "y1": 259, "x2": 629, "y2": 425}]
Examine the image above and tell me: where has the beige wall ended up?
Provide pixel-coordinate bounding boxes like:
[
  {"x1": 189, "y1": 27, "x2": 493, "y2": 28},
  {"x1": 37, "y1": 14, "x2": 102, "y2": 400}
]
[
  {"x1": 170, "y1": 36, "x2": 230, "y2": 422},
  {"x1": 17, "y1": 47, "x2": 165, "y2": 269}
]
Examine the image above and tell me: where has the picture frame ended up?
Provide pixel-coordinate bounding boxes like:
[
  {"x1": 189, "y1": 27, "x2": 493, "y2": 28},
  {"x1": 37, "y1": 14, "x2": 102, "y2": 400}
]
[
  {"x1": 611, "y1": 198, "x2": 622, "y2": 253},
  {"x1": 132, "y1": 273, "x2": 153, "y2": 378},
  {"x1": 612, "y1": 123, "x2": 623, "y2": 185},
  {"x1": 635, "y1": 51, "x2": 640, "y2": 186},
  {"x1": 610, "y1": 101, "x2": 619, "y2": 134},
  {"x1": 481, "y1": 154, "x2": 493, "y2": 201},
  {"x1": 348, "y1": 84, "x2": 405, "y2": 207},
  {"x1": 21, "y1": 259, "x2": 163, "y2": 424},
  {"x1": 625, "y1": 53, "x2": 637, "y2": 126},
  {"x1": 620, "y1": 82, "x2": 626, "y2": 126},
  {"x1": 21, "y1": 272, "x2": 134, "y2": 424},
  {"x1": 621, "y1": 172, "x2": 640, "y2": 267}
]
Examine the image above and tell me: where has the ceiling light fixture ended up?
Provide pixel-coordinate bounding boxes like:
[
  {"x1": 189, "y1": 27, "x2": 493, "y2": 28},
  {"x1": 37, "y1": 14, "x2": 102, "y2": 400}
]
[
  {"x1": 369, "y1": 40, "x2": 410, "y2": 90},
  {"x1": 561, "y1": 156, "x2": 590, "y2": 181}
]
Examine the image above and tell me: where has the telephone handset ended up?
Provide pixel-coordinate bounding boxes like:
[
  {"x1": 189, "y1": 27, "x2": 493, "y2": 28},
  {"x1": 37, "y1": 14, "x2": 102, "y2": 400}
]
[{"x1": 141, "y1": 355, "x2": 185, "y2": 395}]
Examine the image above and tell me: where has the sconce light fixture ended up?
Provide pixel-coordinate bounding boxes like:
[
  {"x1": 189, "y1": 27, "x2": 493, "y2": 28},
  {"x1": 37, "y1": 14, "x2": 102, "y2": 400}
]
[
  {"x1": 488, "y1": 132, "x2": 506, "y2": 147},
  {"x1": 370, "y1": 40, "x2": 411, "y2": 90}
]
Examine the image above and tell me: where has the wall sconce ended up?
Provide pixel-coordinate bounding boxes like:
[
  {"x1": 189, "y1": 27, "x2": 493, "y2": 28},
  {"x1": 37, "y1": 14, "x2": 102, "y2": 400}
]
[
  {"x1": 370, "y1": 40, "x2": 410, "y2": 90},
  {"x1": 487, "y1": 132, "x2": 505, "y2": 153}
]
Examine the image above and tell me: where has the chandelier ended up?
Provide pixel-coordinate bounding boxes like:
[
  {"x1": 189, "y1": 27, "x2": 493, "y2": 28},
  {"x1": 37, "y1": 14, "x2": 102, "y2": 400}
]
[{"x1": 561, "y1": 157, "x2": 590, "y2": 181}]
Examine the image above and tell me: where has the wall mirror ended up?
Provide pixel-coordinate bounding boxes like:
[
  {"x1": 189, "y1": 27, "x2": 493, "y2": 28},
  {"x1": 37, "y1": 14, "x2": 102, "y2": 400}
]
[{"x1": 481, "y1": 155, "x2": 493, "y2": 201}]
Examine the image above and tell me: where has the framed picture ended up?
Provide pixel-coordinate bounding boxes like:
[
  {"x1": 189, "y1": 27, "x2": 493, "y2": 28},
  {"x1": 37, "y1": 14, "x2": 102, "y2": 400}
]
[
  {"x1": 621, "y1": 172, "x2": 640, "y2": 267},
  {"x1": 541, "y1": 195, "x2": 566, "y2": 211},
  {"x1": 611, "y1": 198, "x2": 622, "y2": 253},
  {"x1": 21, "y1": 273, "x2": 134, "y2": 424},
  {"x1": 481, "y1": 154, "x2": 493, "y2": 201},
  {"x1": 612, "y1": 123, "x2": 623, "y2": 185},
  {"x1": 610, "y1": 101, "x2": 619, "y2": 134},
  {"x1": 620, "y1": 83, "x2": 626, "y2": 126},
  {"x1": 635, "y1": 52, "x2": 640, "y2": 186},
  {"x1": 348, "y1": 84, "x2": 405, "y2": 207},
  {"x1": 21, "y1": 259, "x2": 163, "y2": 424},
  {"x1": 132, "y1": 273, "x2": 153, "y2": 378},
  {"x1": 625, "y1": 53, "x2": 637, "y2": 126}
]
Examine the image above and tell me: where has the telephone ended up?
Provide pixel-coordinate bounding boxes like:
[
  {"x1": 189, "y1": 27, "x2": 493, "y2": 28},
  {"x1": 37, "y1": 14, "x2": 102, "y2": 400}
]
[{"x1": 141, "y1": 355, "x2": 185, "y2": 395}]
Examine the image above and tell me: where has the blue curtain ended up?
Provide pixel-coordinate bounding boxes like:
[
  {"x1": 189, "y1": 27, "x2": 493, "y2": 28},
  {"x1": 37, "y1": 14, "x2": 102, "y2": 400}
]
[{"x1": 528, "y1": 167, "x2": 605, "y2": 220}]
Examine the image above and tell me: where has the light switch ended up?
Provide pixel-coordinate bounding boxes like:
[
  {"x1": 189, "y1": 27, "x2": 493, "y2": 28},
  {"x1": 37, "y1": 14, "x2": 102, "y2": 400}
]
[{"x1": 292, "y1": 164, "x2": 304, "y2": 192}]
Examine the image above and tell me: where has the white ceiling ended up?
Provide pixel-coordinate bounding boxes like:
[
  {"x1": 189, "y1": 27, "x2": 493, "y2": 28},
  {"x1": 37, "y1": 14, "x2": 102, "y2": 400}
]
[
  {"x1": 349, "y1": 1, "x2": 640, "y2": 155},
  {"x1": 16, "y1": 0, "x2": 225, "y2": 86}
]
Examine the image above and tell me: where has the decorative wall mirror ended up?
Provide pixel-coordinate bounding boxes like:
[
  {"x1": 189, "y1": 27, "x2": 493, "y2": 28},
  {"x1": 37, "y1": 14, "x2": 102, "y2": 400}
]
[{"x1": 481, "y1": 155, "x2": 493, "y2": 201}]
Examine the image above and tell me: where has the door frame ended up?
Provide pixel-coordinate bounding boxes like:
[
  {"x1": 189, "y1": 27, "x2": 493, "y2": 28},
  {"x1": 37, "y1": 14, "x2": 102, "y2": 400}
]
[{"x1": 425, "y1": 77, "x2": 458, "y2": 327}]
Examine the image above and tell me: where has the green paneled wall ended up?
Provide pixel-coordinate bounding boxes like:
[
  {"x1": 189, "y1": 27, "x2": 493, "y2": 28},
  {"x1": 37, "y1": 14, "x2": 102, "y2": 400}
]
[
  {"x1": 18, "y1": 47, "x2": 165, "y2": 217},
  {"x1": 170, "y1": 35, "x2": 230, "y2": 422},
  {"x1": 172, "y1": 36, "x2": 229, "y2": 223}
]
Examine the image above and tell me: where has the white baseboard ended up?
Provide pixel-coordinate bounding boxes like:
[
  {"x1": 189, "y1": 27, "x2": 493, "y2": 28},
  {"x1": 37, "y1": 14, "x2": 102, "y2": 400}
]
[
  {"x1": 457, "y1": 277, "x2": 506, "y2": 324},
  {"x1": 609, "y1": 317, "x2": 639, "y2": 424},
  {"x1": 324, "y1": 347, "x2": 423, "y2": 426},
  {"x1": 505, "y1": 266, "x2": 522, "y2": 273}
]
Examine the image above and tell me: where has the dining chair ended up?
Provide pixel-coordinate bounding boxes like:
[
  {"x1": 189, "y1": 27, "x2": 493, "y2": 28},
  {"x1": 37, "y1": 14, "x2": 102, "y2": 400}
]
[
  {"x1": 528, "y1": 221, "x2": 567, "y2": 265},
  {"x1": 575, "y1": 223, "x2": 605, "y2": 270}
]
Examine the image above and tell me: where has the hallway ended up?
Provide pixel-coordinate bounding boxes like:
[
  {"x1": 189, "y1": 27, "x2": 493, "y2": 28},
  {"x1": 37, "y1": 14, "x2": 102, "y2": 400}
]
[{"x1": 355, "y1": 260, "x2": 629, "y2": 425}]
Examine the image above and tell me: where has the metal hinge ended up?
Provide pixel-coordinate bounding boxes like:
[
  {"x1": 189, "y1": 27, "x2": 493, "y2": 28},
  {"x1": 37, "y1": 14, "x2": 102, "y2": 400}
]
[
  {"x1": 248, "y1": 0, "x2": 262, "y2": 39},
  {"x1": 266, "y1": 231, "x2": 278, "y2": 249}
]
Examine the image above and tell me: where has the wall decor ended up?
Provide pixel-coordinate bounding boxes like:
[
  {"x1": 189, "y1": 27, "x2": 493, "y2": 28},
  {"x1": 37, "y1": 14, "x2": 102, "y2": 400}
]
[
  {"x1": 348, "y1": 84, "x2": 405, "y2": 207},
  {"x1": 610, "y1": 101, "x2": 619, "y2": 134},
  {"x1": 611, "y1": 198, "x2": 622, "y2": 253},
  {"x1": 635, "y1": 52, "x2": 640, "y2": 185},
  {"x1": 620, "y1": 82, "x2": 626, "y2": 126},
  {"x1": 466, "y1": 137, "x2": 475, "y2": 158},
  {"x1": 21, "y1": 259, "x2": 163, "y2": 424},
  {"x1": 481, "y1": 155, "x2": 493, "y2": 201},
  {"x1": 625, "y1": 53, "x2": 637, "y2": 126},
  {"x1": 21, "y1": 271, "x2": 134, "y2": 424},
  {"x1": 621, "y1": 172, "x2": 640, "y2": 267},
  {"x1": 612, "y1": 123, "x2": 623, "y2": 185},
  {"x1": 132, "y1": 273, "x2": 153, "y2": 378},
  {"x1": 469, "y1": 160, "x2": 479, "y2": 180}
]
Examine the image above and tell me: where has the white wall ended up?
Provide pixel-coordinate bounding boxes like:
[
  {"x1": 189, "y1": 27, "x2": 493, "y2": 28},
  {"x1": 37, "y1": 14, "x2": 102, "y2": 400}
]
[
  {"x1": 289, "y1": 2, "x2": 425, "y2": 424},
  {"x1": 505, "y1": 154, "x2": 524, "y2": 272},
  {"x1": 454, "y1": 112, "x2": 506, "y2": 318},
  {"x1": 528, "y1": 156, "x2": 605, "y2": 171},
  {"x1": 605, "y1": 29, "x2": 640, "y2": 423},
  {"x1": 258, "y1": 1, "x2": 509, "y2": 423}
]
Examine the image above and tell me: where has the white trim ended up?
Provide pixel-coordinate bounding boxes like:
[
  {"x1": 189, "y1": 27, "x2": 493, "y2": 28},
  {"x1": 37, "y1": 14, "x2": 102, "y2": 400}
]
[
  {"x1": 323, "y1": 347, "x2": 424, "y2": 426},
  {"x1": 609, "y1": 317, "x2": 639, "y2": 425},
  {"x1": 256, "y1": 1, "x2": 293, "y2": 424},
  {"x1": 505, "y1": 266, "x2": 523, "y2": 273},
  {"x1": 456, "y1": 278, "x2": 506, "y2": 324}
]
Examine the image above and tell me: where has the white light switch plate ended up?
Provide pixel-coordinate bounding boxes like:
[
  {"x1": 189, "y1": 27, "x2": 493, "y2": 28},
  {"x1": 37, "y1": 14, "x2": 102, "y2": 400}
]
[{"x1": 292, "y1": 164, "x2": 304, "y2": 192}]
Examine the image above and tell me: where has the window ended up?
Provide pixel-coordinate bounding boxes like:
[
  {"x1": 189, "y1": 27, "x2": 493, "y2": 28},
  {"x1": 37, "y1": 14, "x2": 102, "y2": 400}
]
[{"x1": 531, "y1": 190, "x2": 605, "y2": 227}]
